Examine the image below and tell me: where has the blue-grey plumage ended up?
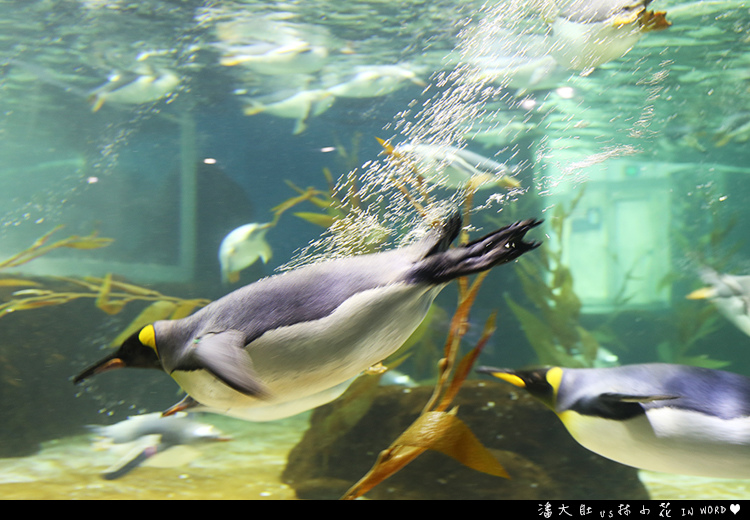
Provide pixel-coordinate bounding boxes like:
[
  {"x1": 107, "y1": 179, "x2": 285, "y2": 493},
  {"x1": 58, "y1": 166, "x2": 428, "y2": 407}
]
[
  {"x1": 477, "y1": 363, "x2": 750, "y2": 478},
  {"x1": 75, "y1": 213, "x2": 541, "y2": 421}
]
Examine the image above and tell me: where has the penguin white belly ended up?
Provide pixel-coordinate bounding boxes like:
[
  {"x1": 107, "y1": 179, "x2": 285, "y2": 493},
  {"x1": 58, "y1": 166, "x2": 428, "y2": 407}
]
[
  {"x1": 194, "y1": 378, "x2": 357, "y2": 422},
  {"x1": 560, "y1": 409, "x2": 750, "y2": 479},
  {"x1": 172, "y1": 282, "x2": 442, "y2": 417}
]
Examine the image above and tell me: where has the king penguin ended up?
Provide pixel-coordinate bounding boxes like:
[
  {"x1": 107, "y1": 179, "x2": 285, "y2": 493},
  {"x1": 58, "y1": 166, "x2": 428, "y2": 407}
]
[
  {"x1": 74, "y1": 213, "x2": 541, "y2": 421},
  {"x1": 477, "y1": 363, "x2": 750, "y2": 478}
]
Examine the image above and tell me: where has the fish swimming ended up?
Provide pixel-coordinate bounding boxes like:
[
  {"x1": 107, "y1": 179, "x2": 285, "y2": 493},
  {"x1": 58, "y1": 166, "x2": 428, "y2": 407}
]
[
  {"x1": 88, "y1": 66, "x2": 180, "y2": 112},
  {"x1": 687, "y1": 268, "x2": 750, "y2": 337},
  {"x1": 219, "y1": 40, "x2": 328, "y2": 75},
  {"x1": 218, "y1": 222, "x2": 273, "y2": 284},
  {"x1": 547, "y1": 0, "x2": 670, "y2": 71},
  {"x1": 75, "y1": 213, "x2": 541, "y2": 422},
  {"x1": 243, "y1": 90, "x2": 334, "y2": 134},
  {"x1": 388, "y1": 142, "x2": 522, "y2": 191},
  {"x1": 326, "y1": 65, "x2": 426, "y2": 98}
]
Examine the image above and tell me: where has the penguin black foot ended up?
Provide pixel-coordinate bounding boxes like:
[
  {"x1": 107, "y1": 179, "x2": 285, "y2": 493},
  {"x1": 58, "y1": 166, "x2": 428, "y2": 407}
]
[{"x1": 407, "y1": 218, "x2": 542, "y2": 284}]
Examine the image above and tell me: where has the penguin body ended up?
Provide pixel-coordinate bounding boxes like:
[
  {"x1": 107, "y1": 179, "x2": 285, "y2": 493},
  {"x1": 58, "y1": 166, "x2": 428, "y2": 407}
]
[
  {"x1": 478, "y1": 363, "x2": 750, "y2": 478},
  {"x1": 88, "y1": 412, "x2": 230, "y2": 480},
  {"x1": 76, "y1": 214, "x2": 540, "y2": 421}
]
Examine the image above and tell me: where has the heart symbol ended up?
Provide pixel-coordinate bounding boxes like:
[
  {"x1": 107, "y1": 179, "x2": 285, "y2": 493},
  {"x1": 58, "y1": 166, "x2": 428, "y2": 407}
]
[{"x1": 731, "y1": 504, "x2": 740, "y2": 515}]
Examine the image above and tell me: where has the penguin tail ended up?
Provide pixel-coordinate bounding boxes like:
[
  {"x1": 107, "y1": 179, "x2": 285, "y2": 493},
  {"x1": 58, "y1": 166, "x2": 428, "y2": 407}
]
[{"x1": 407, "y1": 218, "x2": 542, "y2": 285}]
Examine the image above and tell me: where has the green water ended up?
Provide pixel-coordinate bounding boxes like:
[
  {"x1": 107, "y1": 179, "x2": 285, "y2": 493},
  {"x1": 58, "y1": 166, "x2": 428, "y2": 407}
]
[{"x1": 1, "y1": 0, "x2": 750, "y2": 499}]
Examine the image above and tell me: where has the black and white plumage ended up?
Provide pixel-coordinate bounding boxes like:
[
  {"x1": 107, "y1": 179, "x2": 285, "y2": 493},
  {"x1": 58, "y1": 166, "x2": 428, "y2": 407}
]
[
  {"x1": 75, "y1": 213, "x2": 541, "y2": 421},
  {"x1": 478, "y1": 363, "x2": 750, "y2": 478}
]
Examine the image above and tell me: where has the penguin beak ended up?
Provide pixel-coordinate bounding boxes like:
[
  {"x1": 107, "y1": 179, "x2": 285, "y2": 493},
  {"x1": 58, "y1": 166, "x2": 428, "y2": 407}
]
[
  {"x1": 475, "y1": 366, "x2": 527, "y2": 388},
  {"x1": 73, "y1": 353, "x2": 126, "y2": 384}
]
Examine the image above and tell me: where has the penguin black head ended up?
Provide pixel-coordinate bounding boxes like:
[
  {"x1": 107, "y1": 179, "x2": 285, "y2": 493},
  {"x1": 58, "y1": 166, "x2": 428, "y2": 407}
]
[
  {"x1": 73, "y1": 325, "x2": 162, "y2": 385},
  {"x1": 476, "y1": 366, "x2": 559, "y2": 410}
]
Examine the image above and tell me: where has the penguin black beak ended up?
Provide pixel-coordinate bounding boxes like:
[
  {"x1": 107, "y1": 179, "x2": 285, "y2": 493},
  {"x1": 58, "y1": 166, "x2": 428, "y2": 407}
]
[{"x1": 73, "y1": 354, "x2": 126, "y2": 384}]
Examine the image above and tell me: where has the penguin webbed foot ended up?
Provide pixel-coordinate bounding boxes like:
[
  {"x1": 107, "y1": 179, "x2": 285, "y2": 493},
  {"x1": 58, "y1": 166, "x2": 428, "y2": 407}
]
[
  {"x1": 409, "y1": 218, "x2": 543, "y2": 284},
  {"x1": 186, "y1": 330, "x2": 272, "y2": 399},
  {"x1": 162, "y1": 395, "x2": 202, "y2": 417}
]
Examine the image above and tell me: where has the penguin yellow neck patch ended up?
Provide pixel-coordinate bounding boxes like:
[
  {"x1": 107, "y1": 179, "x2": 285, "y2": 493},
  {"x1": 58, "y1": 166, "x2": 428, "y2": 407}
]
[
  {"x1": 139, "y1": 325, "x2": 157, "y2": 352},
  {"x1": 546, "y1": 366, "x2": 563, "y2": 399}
]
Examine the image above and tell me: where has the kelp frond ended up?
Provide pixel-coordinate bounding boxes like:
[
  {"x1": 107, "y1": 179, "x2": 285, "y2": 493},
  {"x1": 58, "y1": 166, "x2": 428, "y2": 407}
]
[
  {"x1": 343, "y1": 234, "x2": 508, "y2": 499},
  {"x1": 0, "y1": 226, "x2": 112, "y2": 271}
]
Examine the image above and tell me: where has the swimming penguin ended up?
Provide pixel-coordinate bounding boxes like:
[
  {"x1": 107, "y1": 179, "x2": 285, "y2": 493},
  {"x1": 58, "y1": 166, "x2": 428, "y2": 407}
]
[
  {"x1": 74, "y1": 213, "x2": 541, "y2": 422},
  {"x1": 88, "y1": 412, "x2": 230, "y2": 480},
  {"x1": 687, "y1": 268, "x2": 750, "y2": 337},
  {"x1": 218, "y1": 222, "x2": 273, "y2": 284},
  {"x1": 477, "y1": 363, "x2": 750, "y2": 478}
]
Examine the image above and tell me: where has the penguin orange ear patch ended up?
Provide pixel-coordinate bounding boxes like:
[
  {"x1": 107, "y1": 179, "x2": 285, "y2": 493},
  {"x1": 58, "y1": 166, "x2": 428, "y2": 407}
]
[{"x1": 139, "y1": 325, "x2": 157, "y2": 350}]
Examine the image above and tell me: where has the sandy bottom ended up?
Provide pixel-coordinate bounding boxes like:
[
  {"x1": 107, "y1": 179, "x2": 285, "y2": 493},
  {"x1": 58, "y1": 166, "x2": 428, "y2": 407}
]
[
  {"x1": 0, "y1": 414, "x2": 308, "y2": 500},
  {"x1": 2, "y1": 413, "x2": 750, "y2": 500}
]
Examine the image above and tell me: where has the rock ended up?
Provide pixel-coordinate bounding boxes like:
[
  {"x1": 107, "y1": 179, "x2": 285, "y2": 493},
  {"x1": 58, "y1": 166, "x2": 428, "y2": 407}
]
[{"x1": 282, "y1": 380, "x2": 650, "y2": 499}]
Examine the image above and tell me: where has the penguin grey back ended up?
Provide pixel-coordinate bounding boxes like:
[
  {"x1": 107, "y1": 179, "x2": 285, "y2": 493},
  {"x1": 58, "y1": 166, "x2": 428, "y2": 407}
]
[
  {"x1": 560, "y1": 364, "x2": 750, "y2": 421},
  {"x1": 155, "y1": 213, "x2": 464, "y2": 348},
  {"x1": 152, "y1": 213, "x2": 540, "y2": 373}
]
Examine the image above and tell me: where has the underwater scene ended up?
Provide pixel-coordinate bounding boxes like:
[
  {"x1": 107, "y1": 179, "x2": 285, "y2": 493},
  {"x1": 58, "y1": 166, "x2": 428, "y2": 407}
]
[{"x1": 2, "y1": 0, "x2": 750, "y2": 500}]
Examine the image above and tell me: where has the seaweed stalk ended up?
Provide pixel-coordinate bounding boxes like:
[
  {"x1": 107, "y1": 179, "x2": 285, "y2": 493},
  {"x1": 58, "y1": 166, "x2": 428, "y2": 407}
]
[{"x1": 342, "y1": 233, "x2": 508, "y2": 499}]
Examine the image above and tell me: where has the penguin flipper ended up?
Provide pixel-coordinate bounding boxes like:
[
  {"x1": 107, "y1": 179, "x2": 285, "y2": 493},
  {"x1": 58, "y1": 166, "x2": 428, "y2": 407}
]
[
  {"x1": 102, "y1": 443, "x2": 166, "y2": 480},
  {"x1": 600, "y1": 393, "x2": 680, "y2": 403},
  {"x1": 191, "y1": 330, "x2": 271, "y2": 399},
  {"x1": 408, "y1": 218, "x2": 543, "y2": 284}
]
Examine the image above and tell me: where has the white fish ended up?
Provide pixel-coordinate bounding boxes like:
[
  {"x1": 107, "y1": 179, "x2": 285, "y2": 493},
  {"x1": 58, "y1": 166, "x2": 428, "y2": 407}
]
[
  {"x1": 547, "y1": 0, "x2": 670, "y2": 71},
  {"x1": 218, "y1": 222, "x2": 273, "y2": 284},
  {"x1": 88, "y1": 67, "x2": 180, "y2": 112},
  {"x1": 479, "y1": 55, "x2": 568, "y2": 94},
  {"x1": 687, "y1": 268, "x2": 750, "y2": 337},
  {"x1": 379, "y1": 369, "x2": 418, "y2": 387},
  {"x1": 243, "y1": 89, "x2": 334, "y2": 134},
  {"x1": 464, "y1": 119, "x2": 538, "y2": 148},
  {"x1": 326, "y1": 65, "x2": 425, "y2": 98},
  {"x1": 390, "y1": 142, "x2": 521, "y2": 191},
  {"x1": 219, "y1": 40, "x2": 328, "y2": 75},
  {"x1": 714, "y1": 112, "x2": 750, "y2": 147}
]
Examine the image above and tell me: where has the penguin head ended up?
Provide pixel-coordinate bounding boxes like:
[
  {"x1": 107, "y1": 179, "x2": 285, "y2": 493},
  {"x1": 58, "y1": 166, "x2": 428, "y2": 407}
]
[
  {"x1": 73, "y1": 325, "x2": 162, "y2": 384},
  {"x1": 476, "y1": 366, "x2": 562, "y2": 410}
]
